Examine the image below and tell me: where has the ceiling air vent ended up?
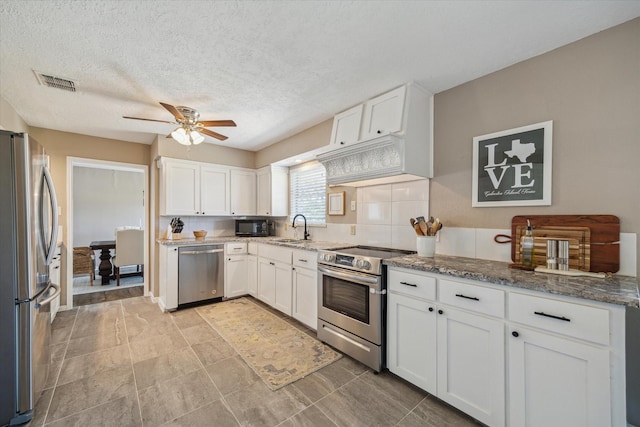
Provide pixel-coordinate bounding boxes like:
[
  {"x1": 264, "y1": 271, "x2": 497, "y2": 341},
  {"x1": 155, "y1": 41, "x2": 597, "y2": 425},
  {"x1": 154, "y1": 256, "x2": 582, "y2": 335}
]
[{"x1": 33, "y1": 70, "x2": 77, "y2": 92}]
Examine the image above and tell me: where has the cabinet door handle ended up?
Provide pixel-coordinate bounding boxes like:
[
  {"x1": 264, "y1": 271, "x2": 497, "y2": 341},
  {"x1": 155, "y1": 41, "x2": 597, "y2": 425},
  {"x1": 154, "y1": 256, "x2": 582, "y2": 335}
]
[
  {"x1": 202, "y1": 212, "x2": 205, "y2": 215},
  {"x1": 340, "y1": 141, "x2": 345, "y2": 145},
  {"x1": 534, "y1": 311, "x2": 571, "y2": 322},
  {"x1": 438, "y1": 309, "x2": 444, "y2": 315},
  {"x1": 455, "y1": 293, "x2": 479, "y2": 301},
  {"x1": 376, "y1": 130, "x2": 382, "y2": 134},
  {"x1": 399, "y1": 281, "x2": 417, "y2": 287},
  {"x1": 512, "y1": 331, "x2": 519, "y2": 338},
  {"x1": 269, "y1": 262, "x2": 275, "y2": 266},
  {"x1": 428, "y1": 307, "x2": 434, "y2": 312}
]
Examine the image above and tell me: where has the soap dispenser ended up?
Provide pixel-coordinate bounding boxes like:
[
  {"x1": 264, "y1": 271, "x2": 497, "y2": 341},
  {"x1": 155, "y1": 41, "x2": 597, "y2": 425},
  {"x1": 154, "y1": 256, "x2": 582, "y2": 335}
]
[{"x1": 521, "y1": 219, "x2": 535, "y2": 267}]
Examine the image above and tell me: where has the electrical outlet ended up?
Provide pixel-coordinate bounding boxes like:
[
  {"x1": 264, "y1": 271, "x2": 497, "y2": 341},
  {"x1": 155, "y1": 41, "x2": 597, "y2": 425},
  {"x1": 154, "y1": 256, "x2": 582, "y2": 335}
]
[
  {"x1": 350, "y1": 225, "x2": 356, "y2": 235},
  {"x1": 284, "y1": 223, "x2": 288, "y2": 231},
  {"x1": 351, "y1": 201, "x2": 356, "y2": 211}
]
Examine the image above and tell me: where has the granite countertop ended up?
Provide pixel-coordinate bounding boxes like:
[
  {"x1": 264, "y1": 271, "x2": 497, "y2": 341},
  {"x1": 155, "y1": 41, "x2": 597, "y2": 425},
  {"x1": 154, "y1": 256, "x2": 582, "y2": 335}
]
[
  {"x1": 384, "y1": 254, "x2": 640, "y2": 308},
  {"x1": 157, "y1": 236, "x2": 353, "y2": 252}
]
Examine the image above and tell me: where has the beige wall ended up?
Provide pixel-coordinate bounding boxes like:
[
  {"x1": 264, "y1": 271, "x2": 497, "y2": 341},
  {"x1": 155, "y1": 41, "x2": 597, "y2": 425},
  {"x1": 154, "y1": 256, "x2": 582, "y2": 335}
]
[
  {"x1": 0, "y1": 96, "x2": 28, "y2": 133},
  {"x1": 255, "y1": 120, "x2": 332, "y2": 168},
  {"x1": 28, "y1": 127, "x2": 152, "y2": 303},
  {"x1": 431, "y1": 18, "x2": 640, "y2": 276},
  {"x1": 155, "y1": 135, "x2": 255, "y2": 168}
]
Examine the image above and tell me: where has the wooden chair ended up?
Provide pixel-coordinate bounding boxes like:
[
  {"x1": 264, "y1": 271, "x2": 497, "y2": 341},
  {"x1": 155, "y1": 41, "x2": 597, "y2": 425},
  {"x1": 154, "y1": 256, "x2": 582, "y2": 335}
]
[
  {"x1": 113, "y1": 229, "x2": 144, "y2": 286},
  {"x1": 73, "y1": 247, "x2": 95, "y2": 285}
]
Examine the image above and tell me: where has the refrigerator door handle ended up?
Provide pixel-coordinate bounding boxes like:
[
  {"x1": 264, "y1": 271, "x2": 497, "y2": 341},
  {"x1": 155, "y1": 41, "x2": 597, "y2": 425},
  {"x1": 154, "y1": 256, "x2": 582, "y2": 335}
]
[
  {"x1": 42, "y1": 165, "x2": 59, "y2": 265},
  {"x1": 35, "y1": 282, "x2": 60, "y2": 308}
]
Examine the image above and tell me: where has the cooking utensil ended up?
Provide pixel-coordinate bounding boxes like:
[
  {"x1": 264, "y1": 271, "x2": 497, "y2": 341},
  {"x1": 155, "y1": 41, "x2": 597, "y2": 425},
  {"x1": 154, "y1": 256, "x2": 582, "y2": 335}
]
[{"x1": 414, "y1": 223, "x2": 424, "y2": 236}]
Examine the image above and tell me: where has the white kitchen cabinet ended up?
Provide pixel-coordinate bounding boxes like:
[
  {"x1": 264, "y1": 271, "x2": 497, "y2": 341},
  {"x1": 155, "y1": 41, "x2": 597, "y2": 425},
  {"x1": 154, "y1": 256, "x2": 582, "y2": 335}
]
[
  {"x1": 508, "y1": 291, "x2": 614, "y2": 427},
  {"x1": 361, "y1": 85, "x2": 406, "y2": 139},
  {"x1": 247, "y1": 254, "x2": 257, "y2": 297},
  {"x1": 258, "y1": 258, "x2": 276, "y2": 306},
  {"x1": 158, "y1": 244, "x2": 179, "y2": 311},
  {"x1": 224, "y1": 242, "x2": 247, "y2": 299},
  {"x1": 256, "y1": 165, "x2": 288, "y2": 217},
  {"x1": 387, "y1": 269, "x2": 504, "y2": 427},
  {"x1": 159, "y1": 158, "x2": 230, "y2": 216},
  {"x1": 257, "y1": 244, "x2": 293, "y2": 315},
  {"x1": 291, "y1": 249, "x2": 318, "y2": 329},
  {"x1": 436, "y1": 306, "x2": 505, "y2": 427},
  {"x1": 230, "y1": 168, "x2": 256, "y2": 215},
  {"x1": 200, "y1": 164, "x2": 231, "y2": 216},
  {"x1": 387, "y1": 266, "x2": 626, "y2": 427},
  {"x1": 330, "y1": 104, "x2": 363, "y2": 148},
  {"x1": 387, "y1": 291, "x2": 437, "y2": 394},
  {"x1": 273, "y1": 262, "x2": 293, "y2": 315}
]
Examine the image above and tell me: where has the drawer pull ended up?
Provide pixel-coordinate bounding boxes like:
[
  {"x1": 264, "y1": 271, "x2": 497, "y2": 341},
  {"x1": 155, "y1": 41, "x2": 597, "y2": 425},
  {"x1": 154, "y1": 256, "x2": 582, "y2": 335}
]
[
  {"x1": 399, "y1": 281, "x2": 417, "y2": 287},
  {"x1": 298, "y1": 259, "x2": 308, "y2": 262},
  {"x1": 534, "y1": 311, "x2": 571, "y2": 322},
  {"x1": 455, "y1": 293, "x2": 479, "y2": 301}
]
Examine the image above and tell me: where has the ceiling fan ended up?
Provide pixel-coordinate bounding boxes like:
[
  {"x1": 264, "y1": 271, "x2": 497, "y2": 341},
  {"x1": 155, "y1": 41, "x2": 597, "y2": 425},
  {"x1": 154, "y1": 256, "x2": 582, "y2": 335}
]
[{"x1": 123, "y1": 102, "x2": 236, "y2": 145}]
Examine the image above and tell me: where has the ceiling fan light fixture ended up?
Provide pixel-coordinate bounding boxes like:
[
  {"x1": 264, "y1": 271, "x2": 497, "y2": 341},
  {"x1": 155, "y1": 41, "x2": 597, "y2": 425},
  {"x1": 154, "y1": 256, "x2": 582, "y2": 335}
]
[
  {"x1": 171, "y1": 127, "x2": 190, "y2": 145},
  {"x1": 190, "y1": 130, "x2": 204, "y2": 145}
]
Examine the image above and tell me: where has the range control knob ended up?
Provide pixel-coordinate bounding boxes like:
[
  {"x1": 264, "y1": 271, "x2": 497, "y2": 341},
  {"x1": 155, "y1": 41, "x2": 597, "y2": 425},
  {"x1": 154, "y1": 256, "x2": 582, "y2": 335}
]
[
  {"x1": 325, "y1": 254, "x2": 335, "y2": 262},
  {"x1": 319, "y1": 254, "x2": 326, "y2": 261},
  {"x1": 356, "y1": 259, "x2": 364, "y2": 268},
  {"x1": 361, "y1": 260, "x2": 371, "y2": 270}
]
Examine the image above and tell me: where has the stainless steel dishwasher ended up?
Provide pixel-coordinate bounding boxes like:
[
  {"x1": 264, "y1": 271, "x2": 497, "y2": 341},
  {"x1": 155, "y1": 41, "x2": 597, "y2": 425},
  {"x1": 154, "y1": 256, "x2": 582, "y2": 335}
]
[{"x1": 178, "y1": 244, "x2": 224, "y2": 307}]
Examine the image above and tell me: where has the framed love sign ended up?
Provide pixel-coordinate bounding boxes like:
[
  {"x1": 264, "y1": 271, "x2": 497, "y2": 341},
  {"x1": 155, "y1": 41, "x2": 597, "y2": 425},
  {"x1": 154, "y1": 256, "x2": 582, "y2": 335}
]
[{"x1": 472, "y1": 121, "x2": 553, "y2": 207}]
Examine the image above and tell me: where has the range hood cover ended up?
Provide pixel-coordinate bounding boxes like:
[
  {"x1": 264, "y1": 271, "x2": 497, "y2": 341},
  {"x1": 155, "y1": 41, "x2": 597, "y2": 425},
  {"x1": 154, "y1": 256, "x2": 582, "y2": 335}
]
[{"x1": 317, "y1": 134, "x2": 427, "y2": 186}]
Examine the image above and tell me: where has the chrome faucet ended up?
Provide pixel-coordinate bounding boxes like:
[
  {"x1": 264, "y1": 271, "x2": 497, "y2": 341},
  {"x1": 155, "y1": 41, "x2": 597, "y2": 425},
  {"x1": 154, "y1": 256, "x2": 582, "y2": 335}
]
[{"x1": 292, "y1": 214, "x2": 310, "y2": 240}]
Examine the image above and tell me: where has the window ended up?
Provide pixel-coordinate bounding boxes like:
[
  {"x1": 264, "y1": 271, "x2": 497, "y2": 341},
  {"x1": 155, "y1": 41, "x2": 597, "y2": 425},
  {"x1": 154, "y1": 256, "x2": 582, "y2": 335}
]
[{"x1": 289, "y1": 161, "x2": 326, "y2": 225}]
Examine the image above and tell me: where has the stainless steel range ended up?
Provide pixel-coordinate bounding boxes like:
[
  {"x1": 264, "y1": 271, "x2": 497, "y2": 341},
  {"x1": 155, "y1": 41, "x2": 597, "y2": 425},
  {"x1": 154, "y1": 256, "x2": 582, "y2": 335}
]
[{"x1": 316, "y1": 246, "x2": 414, "y2": 372}]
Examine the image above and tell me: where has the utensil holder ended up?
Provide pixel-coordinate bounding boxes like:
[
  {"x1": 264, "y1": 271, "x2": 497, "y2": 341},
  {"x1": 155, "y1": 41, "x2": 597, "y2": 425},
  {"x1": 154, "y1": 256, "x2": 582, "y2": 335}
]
[{"x1": 417, "y1": 236, "x2": 436, "y2": 257}]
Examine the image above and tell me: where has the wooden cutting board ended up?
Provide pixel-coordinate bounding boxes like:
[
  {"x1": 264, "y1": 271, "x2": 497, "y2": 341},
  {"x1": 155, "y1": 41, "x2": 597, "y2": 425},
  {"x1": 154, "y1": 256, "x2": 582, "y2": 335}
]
[{"x1": 511, "y1": 215, "x2": 620, "y2": 273}]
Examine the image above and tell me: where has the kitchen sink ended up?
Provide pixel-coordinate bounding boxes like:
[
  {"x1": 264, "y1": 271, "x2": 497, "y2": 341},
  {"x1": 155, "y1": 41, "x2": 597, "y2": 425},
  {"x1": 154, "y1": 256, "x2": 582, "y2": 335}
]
[{"x1": 272, "y1": 238, "x2": 306, "y2": 244}]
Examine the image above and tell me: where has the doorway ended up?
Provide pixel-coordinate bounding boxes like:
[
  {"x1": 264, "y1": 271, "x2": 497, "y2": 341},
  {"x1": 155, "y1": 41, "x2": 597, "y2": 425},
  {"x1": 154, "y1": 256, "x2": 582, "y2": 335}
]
[{"x1": 65, "y1": 158, "x2": 149, "y2": 309}]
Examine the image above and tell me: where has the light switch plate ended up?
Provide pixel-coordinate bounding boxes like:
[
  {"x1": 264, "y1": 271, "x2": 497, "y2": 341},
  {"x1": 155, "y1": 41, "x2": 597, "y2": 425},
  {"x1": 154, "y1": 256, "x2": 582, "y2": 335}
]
[
  {"x1": 351, "y1": 201, "x2": 356, "y2": 211},
  {"x1": 350, "y1": 225, "x2": 356, "y2": 235}
]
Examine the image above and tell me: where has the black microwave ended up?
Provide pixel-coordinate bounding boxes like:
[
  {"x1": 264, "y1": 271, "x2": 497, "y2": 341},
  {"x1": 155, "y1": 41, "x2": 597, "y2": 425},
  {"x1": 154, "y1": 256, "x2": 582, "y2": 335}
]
[{"x1": 235, "y1": 219, "x2": 274, "y2": 237}]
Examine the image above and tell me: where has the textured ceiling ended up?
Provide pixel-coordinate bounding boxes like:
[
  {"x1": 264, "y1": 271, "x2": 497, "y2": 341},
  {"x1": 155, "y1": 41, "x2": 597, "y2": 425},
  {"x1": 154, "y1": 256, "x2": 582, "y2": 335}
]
[{"x1": 1, "y1": 1, "x2": 639, "y2": 151}]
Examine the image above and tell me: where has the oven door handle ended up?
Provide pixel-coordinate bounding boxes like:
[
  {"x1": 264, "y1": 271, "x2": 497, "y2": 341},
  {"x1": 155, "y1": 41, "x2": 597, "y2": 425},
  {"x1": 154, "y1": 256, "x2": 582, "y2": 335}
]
[{"x1": 317, "y1": 266, "x2": 380, "y2": 286}]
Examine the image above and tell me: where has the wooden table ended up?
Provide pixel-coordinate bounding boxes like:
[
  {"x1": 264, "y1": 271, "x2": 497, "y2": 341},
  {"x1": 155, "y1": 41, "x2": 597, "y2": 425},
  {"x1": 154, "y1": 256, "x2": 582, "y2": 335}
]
[{"x1": 89, "y1": 240, "x2": 116, "y2": 285}]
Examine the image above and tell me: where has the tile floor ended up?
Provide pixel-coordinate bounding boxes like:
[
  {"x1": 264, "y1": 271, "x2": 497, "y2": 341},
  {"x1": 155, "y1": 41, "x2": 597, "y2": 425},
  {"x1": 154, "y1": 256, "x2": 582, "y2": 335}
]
[{"x1": 30, "y1": 296, "x2": 482, "y2": 426}]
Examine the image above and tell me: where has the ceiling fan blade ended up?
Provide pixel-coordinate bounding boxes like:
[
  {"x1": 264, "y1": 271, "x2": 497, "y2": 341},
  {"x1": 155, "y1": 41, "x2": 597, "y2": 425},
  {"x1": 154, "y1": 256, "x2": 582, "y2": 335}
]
[
  {"x1": 123, "y1": 116, "x2": 175, "y2": 124},
  {"x1": 159, "y1": 102, "x2": 185, "y2": 121},
  {"x1": 198, "y1": 120, "x2": 237, "y2": 127},
  {"x1": 199, "y1": 128, "x2": 228, "y2": 141}
]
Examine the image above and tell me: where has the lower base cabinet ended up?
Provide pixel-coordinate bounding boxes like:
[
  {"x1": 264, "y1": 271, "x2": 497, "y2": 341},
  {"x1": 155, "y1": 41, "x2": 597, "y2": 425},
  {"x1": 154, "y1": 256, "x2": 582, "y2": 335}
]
[
  {"x1": 436, "y1": 306, "x2": 504, "y2": 427},
  {"x1": 158, "y1": 244, "x2": 179, "y2": 311},
  {"x1": 387, "y1": 292, "x2": 504, "y2": 427},
  {"x1": 387, "y1": 293, "x2": 437, "y2": 394},
  {"x1": 247, "y1": 254, "x2": 257, "y2": 297},
  {"x1": 387, "y1": 266, "x2": 625, "y2": 427},
  {"x1": 225, "y1": 255, "x2": 247, "y2": 298},
  {"x1": 508, "y1": 326, "x2": 611, "y2": 427},
  {"x1": 292, "y1": 266, "x2": 317, "y2": 329}
]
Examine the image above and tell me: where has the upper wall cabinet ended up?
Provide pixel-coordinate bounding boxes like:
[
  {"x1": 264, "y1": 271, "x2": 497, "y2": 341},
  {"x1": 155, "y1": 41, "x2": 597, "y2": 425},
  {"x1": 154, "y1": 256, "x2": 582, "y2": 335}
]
[
  {"x1": 257, "y1": 165, "x2": 288, "y2": 216},
  {"x1": 230, "y1": 168, "x2": 256, "y2": 216},
  {"x1": 159, "y1": 158, "x2": 230, "y2": 216},
  {"x1": 361, "y1": 85, "x2": 407, "y2": 139},
  {"x1": 329, "y1": 104, "x2": 363, "y2": 148}
]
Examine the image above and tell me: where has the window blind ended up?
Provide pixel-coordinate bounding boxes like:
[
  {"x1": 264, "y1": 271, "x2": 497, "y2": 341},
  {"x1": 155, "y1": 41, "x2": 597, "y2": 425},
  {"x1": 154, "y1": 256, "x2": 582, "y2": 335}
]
[{"x1": 289, "y1": 161, "x2": 326, "y2": 225}]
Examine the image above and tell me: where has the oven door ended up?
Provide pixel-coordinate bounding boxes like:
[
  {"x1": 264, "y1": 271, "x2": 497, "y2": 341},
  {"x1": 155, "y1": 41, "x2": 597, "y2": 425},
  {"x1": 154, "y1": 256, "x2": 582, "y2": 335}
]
[{"x1": 317, "y1": 264, "x2": 383, "y2": 345}]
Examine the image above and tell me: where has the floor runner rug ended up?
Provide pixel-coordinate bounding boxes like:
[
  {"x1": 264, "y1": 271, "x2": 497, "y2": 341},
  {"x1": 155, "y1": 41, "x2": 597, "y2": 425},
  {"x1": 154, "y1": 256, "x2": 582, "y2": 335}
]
[{"x1": 196, "y1": 297, "x2": 341, "y2": 390}]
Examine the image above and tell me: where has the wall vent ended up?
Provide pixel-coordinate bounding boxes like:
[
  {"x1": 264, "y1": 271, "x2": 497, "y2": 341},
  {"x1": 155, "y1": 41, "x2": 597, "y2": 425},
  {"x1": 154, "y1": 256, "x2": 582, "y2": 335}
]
[{"x1": 33, "y1": 70, "x2": 77, "y2": 92}]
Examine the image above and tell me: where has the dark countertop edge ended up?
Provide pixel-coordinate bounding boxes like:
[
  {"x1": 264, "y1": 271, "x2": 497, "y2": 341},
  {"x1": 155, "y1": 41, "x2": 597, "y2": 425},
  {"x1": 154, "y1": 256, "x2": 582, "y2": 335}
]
[
  {"x1": 384, "y1": 254, "x2": 640, "y2": 308},
  {"x1": 156, "y1": 236, "x2": 354, "y2": 252}
]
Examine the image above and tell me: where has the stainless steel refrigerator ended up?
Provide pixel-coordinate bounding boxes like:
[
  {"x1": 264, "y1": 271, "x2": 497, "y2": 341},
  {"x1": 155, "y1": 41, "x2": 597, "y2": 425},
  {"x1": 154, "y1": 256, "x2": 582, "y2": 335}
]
[{"x1": 0, "y1": 131, "x2": 60, "y2": 426}]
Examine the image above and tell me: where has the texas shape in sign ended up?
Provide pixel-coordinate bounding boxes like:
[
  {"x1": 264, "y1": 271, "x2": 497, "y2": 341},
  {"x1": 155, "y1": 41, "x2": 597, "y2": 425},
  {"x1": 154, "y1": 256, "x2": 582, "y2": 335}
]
[{"x1": 504, "y1": 139, "x2": 536, "y2": 163}]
